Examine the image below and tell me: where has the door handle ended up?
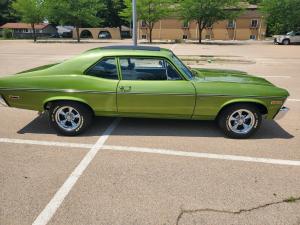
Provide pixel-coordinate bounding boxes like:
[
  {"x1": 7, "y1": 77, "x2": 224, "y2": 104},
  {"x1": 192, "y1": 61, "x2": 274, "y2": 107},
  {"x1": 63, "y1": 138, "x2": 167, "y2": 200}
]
[{"x1": 119, "y1": 86, "x2": 131, "y2": 92}]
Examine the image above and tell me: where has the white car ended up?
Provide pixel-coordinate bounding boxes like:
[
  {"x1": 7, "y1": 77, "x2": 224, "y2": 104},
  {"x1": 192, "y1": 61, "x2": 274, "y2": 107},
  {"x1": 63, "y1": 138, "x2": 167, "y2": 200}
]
[{"x1": 274, "y1": 31, "x2": 300, "y2": 45}]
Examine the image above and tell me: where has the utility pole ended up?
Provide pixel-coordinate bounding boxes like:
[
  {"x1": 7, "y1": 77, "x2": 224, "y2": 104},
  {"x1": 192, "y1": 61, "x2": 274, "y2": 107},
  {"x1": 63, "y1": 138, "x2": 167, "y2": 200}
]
[{"x1": 132, "y1": 0, "x2": 137, "y2": 46}]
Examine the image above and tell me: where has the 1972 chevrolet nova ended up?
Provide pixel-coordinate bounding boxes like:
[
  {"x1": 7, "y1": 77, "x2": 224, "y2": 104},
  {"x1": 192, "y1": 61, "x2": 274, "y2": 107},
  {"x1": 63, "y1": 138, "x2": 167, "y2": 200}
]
[{"x1": 0, "y1": 45, "x2": 289, "y2": 138}]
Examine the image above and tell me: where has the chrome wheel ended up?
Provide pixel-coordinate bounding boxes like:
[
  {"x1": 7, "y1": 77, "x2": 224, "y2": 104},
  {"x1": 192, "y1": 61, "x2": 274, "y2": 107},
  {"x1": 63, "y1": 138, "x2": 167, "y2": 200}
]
[
  {"x1": 55, "y1": 106, "x2": 81, "y2": 131},
  {"x1": 228, "y1": 109, "x2": 255, "y2": 134}
]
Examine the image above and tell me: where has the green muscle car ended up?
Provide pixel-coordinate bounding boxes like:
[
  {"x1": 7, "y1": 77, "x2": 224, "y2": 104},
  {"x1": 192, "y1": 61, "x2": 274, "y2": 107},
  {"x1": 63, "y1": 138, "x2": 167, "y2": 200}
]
[{"x1": 0, "y1": 45, "x2": 289, "y2": 138}]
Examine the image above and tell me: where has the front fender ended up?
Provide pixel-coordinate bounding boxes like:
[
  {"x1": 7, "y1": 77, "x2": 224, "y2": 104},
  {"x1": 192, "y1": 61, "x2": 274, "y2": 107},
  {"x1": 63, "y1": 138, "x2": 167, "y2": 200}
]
[{"x1": 220, "y1": 98, "x2": 268, "y2": 110}]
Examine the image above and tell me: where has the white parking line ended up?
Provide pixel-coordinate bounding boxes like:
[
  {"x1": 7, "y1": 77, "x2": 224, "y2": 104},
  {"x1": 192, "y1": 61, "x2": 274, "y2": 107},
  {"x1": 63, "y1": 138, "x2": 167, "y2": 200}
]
[
  {"x1": 0, "y1": 138, "x2": 93, "y2": 149},
  {"x1": 102, "y1": 145, "x2": 300, "y2": 167},
  {"x1": 288, "y1": 99, "x2": 300, "y2": 102},
  {"x1": 32, "y1": 118, "x2": 121, "y2": 225},
  {"x1": 259, "y1": 75, "x2": 291, "y2": 78},
  {"x1": 1, "y1": 137, "x2": 300, "y2": 166}
]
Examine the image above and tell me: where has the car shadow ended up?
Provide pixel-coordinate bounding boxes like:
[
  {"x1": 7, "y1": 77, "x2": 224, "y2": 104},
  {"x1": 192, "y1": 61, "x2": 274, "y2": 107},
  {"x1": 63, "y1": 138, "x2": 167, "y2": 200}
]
[{"x1": 17, "y1": 114, "x2": 294, "y2": 139}]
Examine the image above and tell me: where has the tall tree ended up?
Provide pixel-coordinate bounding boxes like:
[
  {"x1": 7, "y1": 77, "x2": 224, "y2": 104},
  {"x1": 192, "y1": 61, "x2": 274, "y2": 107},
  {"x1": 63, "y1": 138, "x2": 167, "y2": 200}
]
[
  {"x1": 120, "y1": 0, "x2": 171, "y2": 43},
  {"x1": 0, "y1": 0, "x2": 19, "y2": 26},
  {"x1": 98, "y1": 0, "x2": 128, "y2": 34},
  {"x1": 260, "y1": 0, "x2": 300, "y2": 35},
  {"x1": 45, "y1": 0, "x2": 105, "y2": 42},
  {"x1": 179, "y1": 0, "x2": 241, "y2": 43},
  {"x1": 12, "y1": 0, "x2": 45, "y2": 42}
]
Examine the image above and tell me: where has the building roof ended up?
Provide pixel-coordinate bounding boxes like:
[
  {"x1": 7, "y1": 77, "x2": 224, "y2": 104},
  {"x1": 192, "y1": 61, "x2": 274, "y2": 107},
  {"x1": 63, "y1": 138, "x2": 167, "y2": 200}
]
[{"x1": 0, "y1": 23, "x2": 49, "y2": 29}]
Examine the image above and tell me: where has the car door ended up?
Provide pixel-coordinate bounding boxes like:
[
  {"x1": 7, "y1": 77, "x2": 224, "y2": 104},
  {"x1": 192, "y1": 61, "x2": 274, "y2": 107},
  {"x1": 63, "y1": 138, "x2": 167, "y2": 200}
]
[
  {"x1": 84, "y1": 57, "x2": 119, "y2": 114},
  {"x1": 116, "y1": 56, "x2": 196, "y2": 118},
  {"x1": 294, "y1": 32, "x2": 300, "y2": 43}
]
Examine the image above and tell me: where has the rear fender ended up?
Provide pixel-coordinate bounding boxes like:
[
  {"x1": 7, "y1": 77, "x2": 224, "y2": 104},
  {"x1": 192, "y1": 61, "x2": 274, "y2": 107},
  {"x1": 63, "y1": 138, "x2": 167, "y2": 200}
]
[{"x1": 43, "y1": 96, "x2": 90, "y2": 110}]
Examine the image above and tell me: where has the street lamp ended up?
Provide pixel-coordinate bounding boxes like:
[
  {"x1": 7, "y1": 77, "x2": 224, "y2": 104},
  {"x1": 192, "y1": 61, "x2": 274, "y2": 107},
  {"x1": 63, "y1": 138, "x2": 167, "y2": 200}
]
[{"x1": 132, "y1": 0, "x2": 137, "y2": 46}]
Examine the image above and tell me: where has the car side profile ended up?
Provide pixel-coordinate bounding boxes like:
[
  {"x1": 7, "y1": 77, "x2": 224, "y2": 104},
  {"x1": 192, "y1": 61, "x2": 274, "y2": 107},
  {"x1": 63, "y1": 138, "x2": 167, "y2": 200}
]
[
  {"x1": 0, "y1": 46, "x2": 289, "y2": 138},
  {"x1": 274, "y1": 31, "x2": 300, "y2": 45}
]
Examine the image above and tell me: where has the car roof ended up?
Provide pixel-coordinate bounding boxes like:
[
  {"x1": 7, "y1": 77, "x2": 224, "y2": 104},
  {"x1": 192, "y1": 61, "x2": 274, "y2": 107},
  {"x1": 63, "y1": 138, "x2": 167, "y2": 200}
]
[
  {"x1": 101, "y1": 45, "x2": 161, "y2": 51},
  {"x1": 41, "y1": 45, "x2": 174, "y2": 75},
  {"x1": 82, "y1": 45, "x2": 173, "y2": 58}
]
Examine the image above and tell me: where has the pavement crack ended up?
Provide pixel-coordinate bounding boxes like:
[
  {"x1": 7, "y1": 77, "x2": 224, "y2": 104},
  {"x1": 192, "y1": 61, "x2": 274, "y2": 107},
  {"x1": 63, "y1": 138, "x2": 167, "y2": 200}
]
[{"x1": 176, "y1": 196, "x2": 300, "y2": 225}]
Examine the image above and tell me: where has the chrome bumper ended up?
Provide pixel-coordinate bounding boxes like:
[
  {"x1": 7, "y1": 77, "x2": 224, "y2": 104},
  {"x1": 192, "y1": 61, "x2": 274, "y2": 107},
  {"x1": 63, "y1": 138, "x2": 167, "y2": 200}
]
[
  {"x1": 274, "y1": 106, "x2": 289, "y2": 120},
  {"x1": 0, "y1": 95, "x2": 8, "y2": 107}
]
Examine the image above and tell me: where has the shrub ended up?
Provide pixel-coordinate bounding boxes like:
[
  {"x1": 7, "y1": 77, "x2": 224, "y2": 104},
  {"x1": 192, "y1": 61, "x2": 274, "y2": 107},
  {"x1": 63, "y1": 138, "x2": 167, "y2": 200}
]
[{"x1": 3, "y1": 29, "x2": 13, "y2": 39}]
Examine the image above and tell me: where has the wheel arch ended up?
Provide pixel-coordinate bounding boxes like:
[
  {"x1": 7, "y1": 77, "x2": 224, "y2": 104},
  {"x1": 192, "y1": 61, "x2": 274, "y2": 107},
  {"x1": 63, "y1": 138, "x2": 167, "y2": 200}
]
[
  {"x1": 43, "y1": 97, "x2": 94, "y2": 115},
  {"x1": 282, "y1": 38, "x2": 290, "y2": 44},
  {"x1": 217, "y1": 99, "x2": 268, "y2": 118}
]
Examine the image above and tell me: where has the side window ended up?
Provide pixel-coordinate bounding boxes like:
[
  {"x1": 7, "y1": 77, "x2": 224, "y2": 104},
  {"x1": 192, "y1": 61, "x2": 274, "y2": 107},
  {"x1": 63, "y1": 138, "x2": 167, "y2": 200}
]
[
  {"x1": 86, "y1": 58, "x2": 118, "y2": 80},
  {"x1": 119, "y1": 57, "x2": 182, "y2": 81},
  {"x1": 166, "y1": 61, "x2": 182, "y2": 80},
  {"x1": 295, "y1": 32, "x2": 300, "y2": 36}
]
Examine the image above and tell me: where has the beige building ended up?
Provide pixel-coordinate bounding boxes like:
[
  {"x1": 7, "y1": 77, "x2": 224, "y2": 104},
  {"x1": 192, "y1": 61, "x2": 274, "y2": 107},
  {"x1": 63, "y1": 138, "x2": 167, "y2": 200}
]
[
  {"x1": 72, "y1": 27, "x2": 121, "y2": 40},
  {"x1": 139, "y1": 5, "x2": 266, "y2": 41}
]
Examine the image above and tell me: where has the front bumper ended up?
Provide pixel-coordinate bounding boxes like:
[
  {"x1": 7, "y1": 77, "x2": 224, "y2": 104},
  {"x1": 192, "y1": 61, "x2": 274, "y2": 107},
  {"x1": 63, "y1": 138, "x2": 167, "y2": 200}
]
[
  {"x1": 0, "y1": 95, "x2": 8, "y2": 107},
  {"x1": 274, "y1": 106, "x2": 289, "y2": 120}
]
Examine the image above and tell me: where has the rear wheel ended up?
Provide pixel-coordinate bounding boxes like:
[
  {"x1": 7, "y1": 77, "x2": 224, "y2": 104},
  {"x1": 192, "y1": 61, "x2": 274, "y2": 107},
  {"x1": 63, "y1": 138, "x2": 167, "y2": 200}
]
[
  {"x1": 218, "y1": 104, "x2": 262, "y2": 138},
  {"x1": 49, "y1": 101, "x2": 93, "y2": 136}
]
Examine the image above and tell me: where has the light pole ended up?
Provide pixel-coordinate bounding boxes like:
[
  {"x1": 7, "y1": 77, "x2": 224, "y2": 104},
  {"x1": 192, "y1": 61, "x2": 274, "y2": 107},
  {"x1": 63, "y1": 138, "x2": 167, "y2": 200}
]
[{"x1": 132, "y1": 0, "x2": 137, "y2": 46}]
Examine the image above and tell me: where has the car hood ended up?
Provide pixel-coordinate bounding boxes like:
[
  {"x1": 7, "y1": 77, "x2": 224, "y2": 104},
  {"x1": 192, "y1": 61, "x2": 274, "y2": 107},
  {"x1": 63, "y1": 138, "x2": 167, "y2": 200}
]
[{"x1": 192, "y1": 68, "x2": 273, "y2": 86}]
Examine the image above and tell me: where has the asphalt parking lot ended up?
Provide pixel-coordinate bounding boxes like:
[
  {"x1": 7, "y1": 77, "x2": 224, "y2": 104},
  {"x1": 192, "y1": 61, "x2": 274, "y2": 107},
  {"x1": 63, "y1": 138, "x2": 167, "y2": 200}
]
[{"x1": 0, "y1": 40, "x2": 300, "y2": 225}]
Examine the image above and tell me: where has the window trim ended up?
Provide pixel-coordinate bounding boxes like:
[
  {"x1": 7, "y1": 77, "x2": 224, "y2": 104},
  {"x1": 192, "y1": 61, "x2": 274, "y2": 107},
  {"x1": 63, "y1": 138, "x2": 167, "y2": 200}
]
[
  {"x1": 250, "y1": 19, "x2": 259, "y2": 28},
  {"x1": 117, "y1": 56, "x2": 186, "y2": 81},
  {"x1": 250, "y1": 34, "x2": 256, "y2": 40},
  {"x1": 84, "y1": 56, "x2": 120, "y2": 80}
]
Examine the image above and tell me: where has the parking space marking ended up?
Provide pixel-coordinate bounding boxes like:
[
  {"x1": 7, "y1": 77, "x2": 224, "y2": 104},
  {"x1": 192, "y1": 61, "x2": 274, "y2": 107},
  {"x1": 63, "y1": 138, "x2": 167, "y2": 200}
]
[
  {"x1": 259, "y1": 75, "x2": 291, "y2": 78},
  {"x1": 102, "y1": 145, "x2": 300, "y2": 167},
  {"x1": 32, "y1": 118, "x2": 121, "y2": 225},
  {"x1": 0, "y1": 138, "x2": 93, "y2": 149},
  {"x1": 288, "y1": 99, "x2": 300, "y2": 102},
  {"x1": 1, "y1": 137, "x2": 300, "y2": 166}
]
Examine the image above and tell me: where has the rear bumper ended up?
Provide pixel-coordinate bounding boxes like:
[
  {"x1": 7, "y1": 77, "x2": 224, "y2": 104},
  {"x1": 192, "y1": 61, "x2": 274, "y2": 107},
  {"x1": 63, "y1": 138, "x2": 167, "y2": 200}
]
[
  {"x1": 0, "y1": 95, "x2": 9, "y2": 107},
  {"x1": 274, "y1": 106, "x2": 289, "y2": 120}
]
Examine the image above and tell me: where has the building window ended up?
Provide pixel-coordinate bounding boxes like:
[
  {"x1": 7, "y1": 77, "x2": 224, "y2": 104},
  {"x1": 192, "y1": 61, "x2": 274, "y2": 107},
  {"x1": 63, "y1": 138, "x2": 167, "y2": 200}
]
[
  {"x1": 141, "y1": 34, "x2": 147, "y2": 39},
  {"x1": 250, "y1": 35, "x2": 256, "y2": 40},
  {"x1": 141, "y1": 21, "x2": 147, "y2": 27},
  {"x1": 251, "y1": 19, "x2": 258, "y2": 28},
  {"x1": 205, "y1": 34, "x2": 211, "y2": 40},
  {"x1": 182, "y1": 21, "x2": 189, "y2": 28},
  {"x1": 207, "y1": 22, "x2": 213, "y2": 29},
  {"x1": 227, "y1": 20, "x2": 235, "y2": 29},
  {"x1": 182, "y1": 34, "x2": 188, "y2": 39}
]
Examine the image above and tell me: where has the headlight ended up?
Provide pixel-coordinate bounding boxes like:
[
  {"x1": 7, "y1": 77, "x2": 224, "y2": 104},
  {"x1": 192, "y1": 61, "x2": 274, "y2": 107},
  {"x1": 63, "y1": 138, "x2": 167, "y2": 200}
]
[{"x1": 0, "y1": 95, "x2": 8, "y2": 107}]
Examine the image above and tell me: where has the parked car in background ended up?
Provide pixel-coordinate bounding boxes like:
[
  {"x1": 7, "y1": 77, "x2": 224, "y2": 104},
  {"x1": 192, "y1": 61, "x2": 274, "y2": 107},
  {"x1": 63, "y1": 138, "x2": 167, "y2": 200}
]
[
  {"x1": 0, "y1": 46, "x2": 289, "y2": 138},
  {"x1": 274, "y1": 31, "x2": 300, "y2": 45},
  {"x1": 98, "y1": 31, "x2": 112, "y2": 39}
]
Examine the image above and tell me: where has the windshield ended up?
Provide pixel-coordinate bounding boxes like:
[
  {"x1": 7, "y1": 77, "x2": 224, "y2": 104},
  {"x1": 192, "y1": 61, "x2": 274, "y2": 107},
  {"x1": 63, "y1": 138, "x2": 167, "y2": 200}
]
[
  {"x1": 172, "y1": 54, "x2": 194, "y2": 80},
  {"x1": 286, "y1": 31, "x2": 294, "y2": 35}
]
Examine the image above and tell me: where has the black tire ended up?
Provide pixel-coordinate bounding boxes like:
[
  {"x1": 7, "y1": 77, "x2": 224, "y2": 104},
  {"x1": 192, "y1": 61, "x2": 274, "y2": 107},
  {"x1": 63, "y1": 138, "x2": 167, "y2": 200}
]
[
  {"x1": 49, "y1": 101, "x2": 93, "y2": 136},
  {"x1": 218, "y1": 104, "x2": 262, "y2": 139},
  {"x1": 282, "y1": 39, "x2": 290, "y2": 45}
]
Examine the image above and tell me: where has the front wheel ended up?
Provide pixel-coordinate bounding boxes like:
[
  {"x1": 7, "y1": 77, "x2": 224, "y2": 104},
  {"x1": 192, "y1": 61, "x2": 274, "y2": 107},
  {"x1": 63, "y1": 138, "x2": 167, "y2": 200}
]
[
  {"x1": 218, "y1": 104, "x2": 262, "y2": 139},
  {"x1": 49, "y1": 101, "x2": 93, "y2": 136},
  {"x1": 282, "y1": 39, "x2": 290, "y2": 45}
]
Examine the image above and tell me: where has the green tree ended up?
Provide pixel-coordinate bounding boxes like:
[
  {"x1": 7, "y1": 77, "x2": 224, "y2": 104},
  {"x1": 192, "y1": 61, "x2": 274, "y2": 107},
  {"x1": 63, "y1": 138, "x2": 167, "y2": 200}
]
[
  {"x1": 179, "y1": 0, "x2": 241, "y2": 43},
  {"x1": 0, "y1": 0, "x2": 19, "y2": 26},
  {"x1": 260, "y1": 0, "x2": 300, "y2": 35},
  {"x1": 98, "y1": 0, "x2": 128, "y2": 34},
  {"x1": 45, "y1": 0, "x2": 105, "y2": 42},
  {"x1": 12, "y1": 0, "x2": 45, "y2": 42},
  {"x1": 120, "y1": 0, "x2": 171, "y2": 43}
]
